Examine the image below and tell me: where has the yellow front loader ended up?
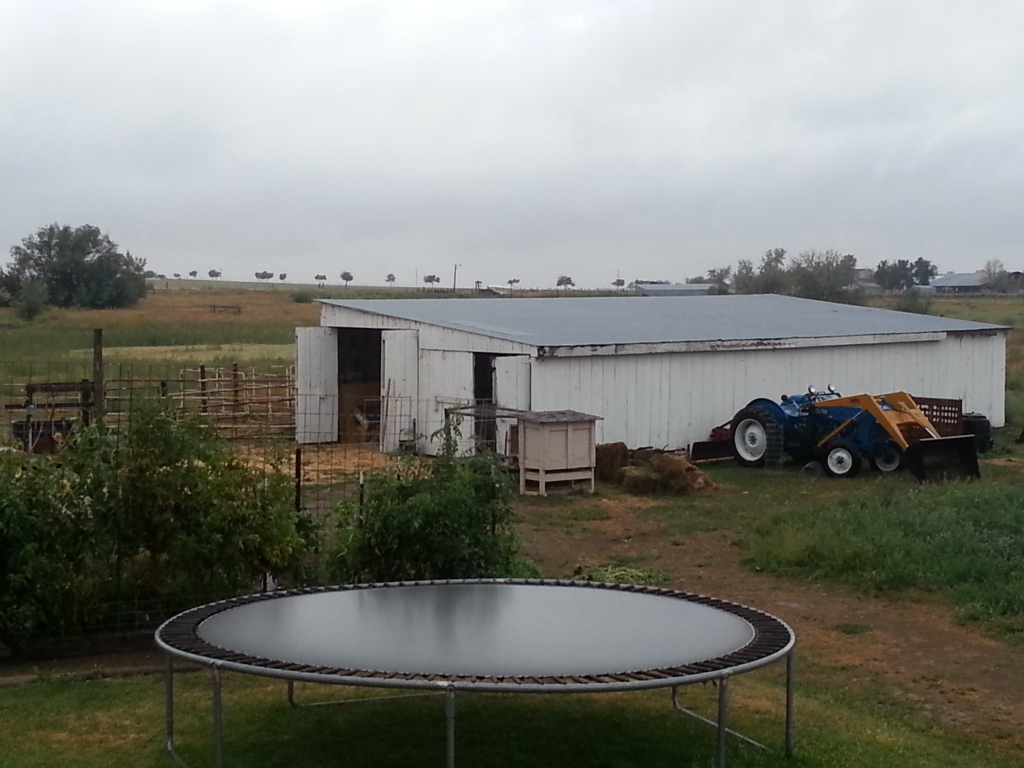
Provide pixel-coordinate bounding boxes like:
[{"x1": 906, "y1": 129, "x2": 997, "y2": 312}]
[{"x1": 809, "y1": 391, "x2": 980, "y2": 481}]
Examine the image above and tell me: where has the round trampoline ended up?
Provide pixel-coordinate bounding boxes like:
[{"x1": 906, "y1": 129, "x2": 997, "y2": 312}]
[{"x1": 156, "y1": 579, "x2": 796, "y2": 767}]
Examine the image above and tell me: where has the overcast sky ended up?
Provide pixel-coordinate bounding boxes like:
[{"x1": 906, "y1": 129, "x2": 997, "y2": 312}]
[{"x1": 2, "y1": 1, "x2": 1022, "y2": 289}]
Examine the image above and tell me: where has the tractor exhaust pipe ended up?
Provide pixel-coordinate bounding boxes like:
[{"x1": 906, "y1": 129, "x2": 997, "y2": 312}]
[{"x1": 902, "y1": 435, "x2": 980, "y2": 482}]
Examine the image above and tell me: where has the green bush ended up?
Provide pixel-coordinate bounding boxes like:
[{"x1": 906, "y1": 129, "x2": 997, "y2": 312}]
[
  {"x1": 0, "y1": 402, "x2": 316, "y2": 652},
  {"x1": 291, "y1": 289, "x2": 316, "y2": 303},
  {"x1": 328, "y1": 423, "x2": 532, "y2": 582},
  {"x1": 12, "y1": 279, "x2": 48, "y2": 321}
]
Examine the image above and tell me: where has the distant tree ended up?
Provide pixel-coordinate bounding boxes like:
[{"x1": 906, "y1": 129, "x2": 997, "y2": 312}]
[
  {"x1": 912, "y1": 257, "x2": 938, "y2": 286},
  {"x1": 156, "y1": 274, "x2": 167, "y2": 280},
  {"x1": 981, "y1": 259, "x2": 1016, "y2": 292},
  {"x1": 208, "y1": 269, "x2": 221, "y2": 279},
  {"x1": 255, "y1": 270, "x2": 274, "y2": 282},
  {"x1": 143, "y1": 269, "x2": 157, "y2": 279},
  {"x1": 188, "y1": 270, "x2": 198, "y2": 278},
  {"x1": 556, "y1": 275, "x2": 575, "y2": 290},
  {"x1": 279, "y1": 273, "x2": 286, "y2": 281},
  {"x1": 612, "y1": 278, "x2": 625, "y2": 289},
  {"x1": 874, "y1": 259, "x2": 916, "y2": 291},
  {"x1": 756, "y1": 248, "x2": 789, "y2": 295},
  {"x1": 507, "y1": 278, "x2": 520, "y2": 293},
  {"x1": 731, "y1": 259, "x2": 757, "y2": 294},
  {"x1": 423, "y1": 274, "x2": 441, "y2": 289},
  {"x1": 173, "y1": 273, "x2": 181, "y2": 279},
  {"x1": 314, "y1": 274, "x2": 327, "y2": 288},
  {"x1": 340, "y1": 271, "x2": 353, "y2": 287},
  {"x1": 706, "y1": 266, "x2": 732, "y2": 294},
  {"x1": 789, "y1": 249, "x2": 860, "y2": 303},
  {"x1": 386, "y1": 273, "x2": 396, "y2": 286},
  {"x1": 1, "y1": 224, "x2": 147, "y2": 310}
]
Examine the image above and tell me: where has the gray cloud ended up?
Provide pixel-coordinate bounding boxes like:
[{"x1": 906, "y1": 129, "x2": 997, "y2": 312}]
[{"x1": 2, "y1": 0, "x2": 1022, "y2": 289}]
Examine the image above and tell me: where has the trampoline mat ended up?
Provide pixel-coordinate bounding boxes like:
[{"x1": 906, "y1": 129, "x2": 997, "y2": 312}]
[{"x1": 197, "y1": 582, "x2": 751, "y2": 678}]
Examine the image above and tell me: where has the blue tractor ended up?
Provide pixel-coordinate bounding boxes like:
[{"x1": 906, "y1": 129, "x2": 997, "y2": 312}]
[{"x1": 728, "y1": 387, "x2": 982, "y2": 481}]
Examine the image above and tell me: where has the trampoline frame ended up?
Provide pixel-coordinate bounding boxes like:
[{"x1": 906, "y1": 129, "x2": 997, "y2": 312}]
[{"x1": 156, "y1": 578, "x2": 796, "y2": 767}]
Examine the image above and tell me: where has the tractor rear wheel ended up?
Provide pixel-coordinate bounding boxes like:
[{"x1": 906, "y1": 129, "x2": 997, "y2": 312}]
[
  {"x1": 730, "y1": 407, "x2": 783, "y2": 468},
  {"x1": 822, "y1": 439, "x2": 862, "y2": 478}
]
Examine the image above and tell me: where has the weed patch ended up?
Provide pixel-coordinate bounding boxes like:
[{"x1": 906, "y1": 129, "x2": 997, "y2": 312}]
[{"x1": 748, "y1": 482, "x2": 1024, "y2": 637}]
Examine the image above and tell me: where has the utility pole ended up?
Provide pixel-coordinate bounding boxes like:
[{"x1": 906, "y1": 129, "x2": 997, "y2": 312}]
[{"x1": 452, "y1": 263, "x2": 461, "y2": 293}]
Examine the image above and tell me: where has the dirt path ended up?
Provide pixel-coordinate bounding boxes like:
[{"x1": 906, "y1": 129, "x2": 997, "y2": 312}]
[{"x1": 516, "y1": 494, "x2": 1024, "y2": 757}]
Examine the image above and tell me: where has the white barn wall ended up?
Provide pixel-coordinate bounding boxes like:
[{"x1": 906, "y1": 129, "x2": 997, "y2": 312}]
[
  {"x1": 530, "y1": 333, "x2": 1005, "y2": 449},
  {"x1": 309, "y1": 302, "x2": 1005, "y2": 452},
  {"x1": 419, "y1": 348, "x2": 475, "y2": 453}
]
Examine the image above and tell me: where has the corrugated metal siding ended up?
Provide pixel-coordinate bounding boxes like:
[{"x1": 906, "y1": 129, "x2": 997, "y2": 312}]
[{"x1": 530, "y1": 335, "x2": 1005, "y2": 449}]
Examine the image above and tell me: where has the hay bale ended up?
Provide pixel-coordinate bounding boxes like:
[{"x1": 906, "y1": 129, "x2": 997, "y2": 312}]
[
  {"x1": 595, "y1": 441, "x2": 629, "y2": 483},
  {"x1": 650, "y1": 453, "x2": 715, "y2": 493},
  {"x1": 620, "y1": 465, "x2": 662, "y2": 493},
  {"x1": 630, "y1": 447, "x2": 658, "y2": 466}
]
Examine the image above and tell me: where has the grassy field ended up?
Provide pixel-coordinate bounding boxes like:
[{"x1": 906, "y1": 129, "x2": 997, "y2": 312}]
[
  {"x1": 1, "y1": 286, "x2": 1023, "y2": 767},
  {"x1": 3, "y1": 460, "x2": 1024, "y2": 767}
]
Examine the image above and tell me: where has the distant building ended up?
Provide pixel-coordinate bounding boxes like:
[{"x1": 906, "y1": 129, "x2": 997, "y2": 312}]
[
  {"x1": 931, "y1": 273, "x2": 989, "y2": 293},
  {"x1": 634, "y1": 282, "x2": 714, "y2": 297}
]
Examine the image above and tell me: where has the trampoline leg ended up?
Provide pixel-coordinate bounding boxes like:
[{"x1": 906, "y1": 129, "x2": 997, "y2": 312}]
[
  {"x1": 785, "y1": 651, "x2": 795, "y2": 758},
  {"x1": 446, "y1": 686, "x2": 456, "y2": 768},
  {"x1": 212, "y1": 668, "x2": 223, "y2": 768},
  {"x1": 716, "y1": 677, "x2": 729, "y2": 768},
  {"x1": 165, "y1": 656, "x2": 175, "y2": 753}
]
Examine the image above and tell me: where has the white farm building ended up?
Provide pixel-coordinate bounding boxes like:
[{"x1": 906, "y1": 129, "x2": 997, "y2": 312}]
[{"x1": 295, "y1": 295, "x2": 1007, "y2": 454}]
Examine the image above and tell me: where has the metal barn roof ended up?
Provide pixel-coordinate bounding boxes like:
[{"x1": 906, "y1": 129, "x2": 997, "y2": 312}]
[
  {"x1": 931, "y1": 273, "x2": 988, "y2": 288},
  {"x1": 320, "y1": 295, "x2": 1005, "y2": 348},
  {"x1": 633, "y1": 283, "x2": 713, "y2": 296}
]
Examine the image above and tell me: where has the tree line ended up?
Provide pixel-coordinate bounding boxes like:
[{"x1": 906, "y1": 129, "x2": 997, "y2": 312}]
[{"x1": 688, "y1": 248, "x2": 943, "y2": 303}]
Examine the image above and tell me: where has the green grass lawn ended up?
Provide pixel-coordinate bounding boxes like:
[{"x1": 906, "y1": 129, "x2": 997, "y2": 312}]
[{"x1": 1, "y1": 669, "x2": 1021, "y2": 768}]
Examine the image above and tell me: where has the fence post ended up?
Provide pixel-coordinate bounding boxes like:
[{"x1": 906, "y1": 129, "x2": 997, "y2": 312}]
[{"x1": 93, "y1": 328, "x2": 105, "y2": 427}]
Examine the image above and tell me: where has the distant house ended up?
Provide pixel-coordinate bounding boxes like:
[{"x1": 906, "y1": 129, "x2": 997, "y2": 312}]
[
  {"x1": 931, "y1": 273, "x2": 989, "y2": 293},
  {"x1": 634, "y1": 282, "x2": 714, "y2": 297}
]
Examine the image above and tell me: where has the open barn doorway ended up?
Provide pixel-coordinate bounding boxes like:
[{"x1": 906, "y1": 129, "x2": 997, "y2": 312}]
[
  {"x1": 338, "y1": 328, "x2": 382, "y2": 443},
  {"x1": 473, "y1": 353, "x2": 497, "y2": 451}
]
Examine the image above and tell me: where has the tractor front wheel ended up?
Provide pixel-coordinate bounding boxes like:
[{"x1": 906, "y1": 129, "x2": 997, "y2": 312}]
[
  {"x1": 822, "y1": 439, "x2": 862, "y2": 478},
  {"x1": 871, "y1": 441, "x2": 902, "y2": 473},
  {"x1": 730, "y1": 407, "x2": 783, "y2": 468}
]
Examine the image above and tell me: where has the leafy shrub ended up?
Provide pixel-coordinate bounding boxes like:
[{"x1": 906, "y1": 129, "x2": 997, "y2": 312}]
[
  {"x1": 0, "y1": 402, "x2": 316, "y2": 652},
  {"x1": 12, "y1": 279, "x2": 48, "y2": 321},
  {"x1": 291, "y1": 289, "x2": 316, "y2": 303},
  {"x1": 0, "y1": 455, "x2": 93, "y2": 649},
  {"x1": 328, "y1": 423, "x2": 532, "y2": 582}
]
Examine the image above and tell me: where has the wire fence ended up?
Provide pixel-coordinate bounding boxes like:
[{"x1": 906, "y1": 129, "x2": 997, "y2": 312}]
[{"x1": 0, "y1": 361, "x2": 525, "y2": 651}]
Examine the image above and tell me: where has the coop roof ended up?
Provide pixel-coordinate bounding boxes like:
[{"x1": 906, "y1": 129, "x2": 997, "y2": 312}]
[{"x1": 319, "y1": 295, "x2": 1005, "y2": 350}]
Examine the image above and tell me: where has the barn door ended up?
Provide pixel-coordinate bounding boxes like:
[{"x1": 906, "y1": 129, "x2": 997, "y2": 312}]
[
  {"x1": 381, "y1": 330, "x2": 419, "y2": 452},
  {"x1": 493, "y1": 355, "x2": 531, "y2": 457},
  {"x1": 295, "y1": 327, "x2": 338, "y2": 444}
]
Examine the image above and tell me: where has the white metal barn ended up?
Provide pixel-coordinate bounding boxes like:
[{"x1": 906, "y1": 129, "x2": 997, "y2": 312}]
[{"x1": 295, "y1": 295, "x2": 1008, "y2": 454}]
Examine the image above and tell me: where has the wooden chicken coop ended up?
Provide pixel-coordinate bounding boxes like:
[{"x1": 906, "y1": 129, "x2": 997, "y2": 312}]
[{"x1": 514, "y1": 410, "x2": 600, "y2": 496}]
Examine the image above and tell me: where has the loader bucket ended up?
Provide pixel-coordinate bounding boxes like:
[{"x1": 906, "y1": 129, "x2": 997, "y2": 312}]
[{"x1": 903, "y1": 435, "x2": 980, "y2": 483}]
